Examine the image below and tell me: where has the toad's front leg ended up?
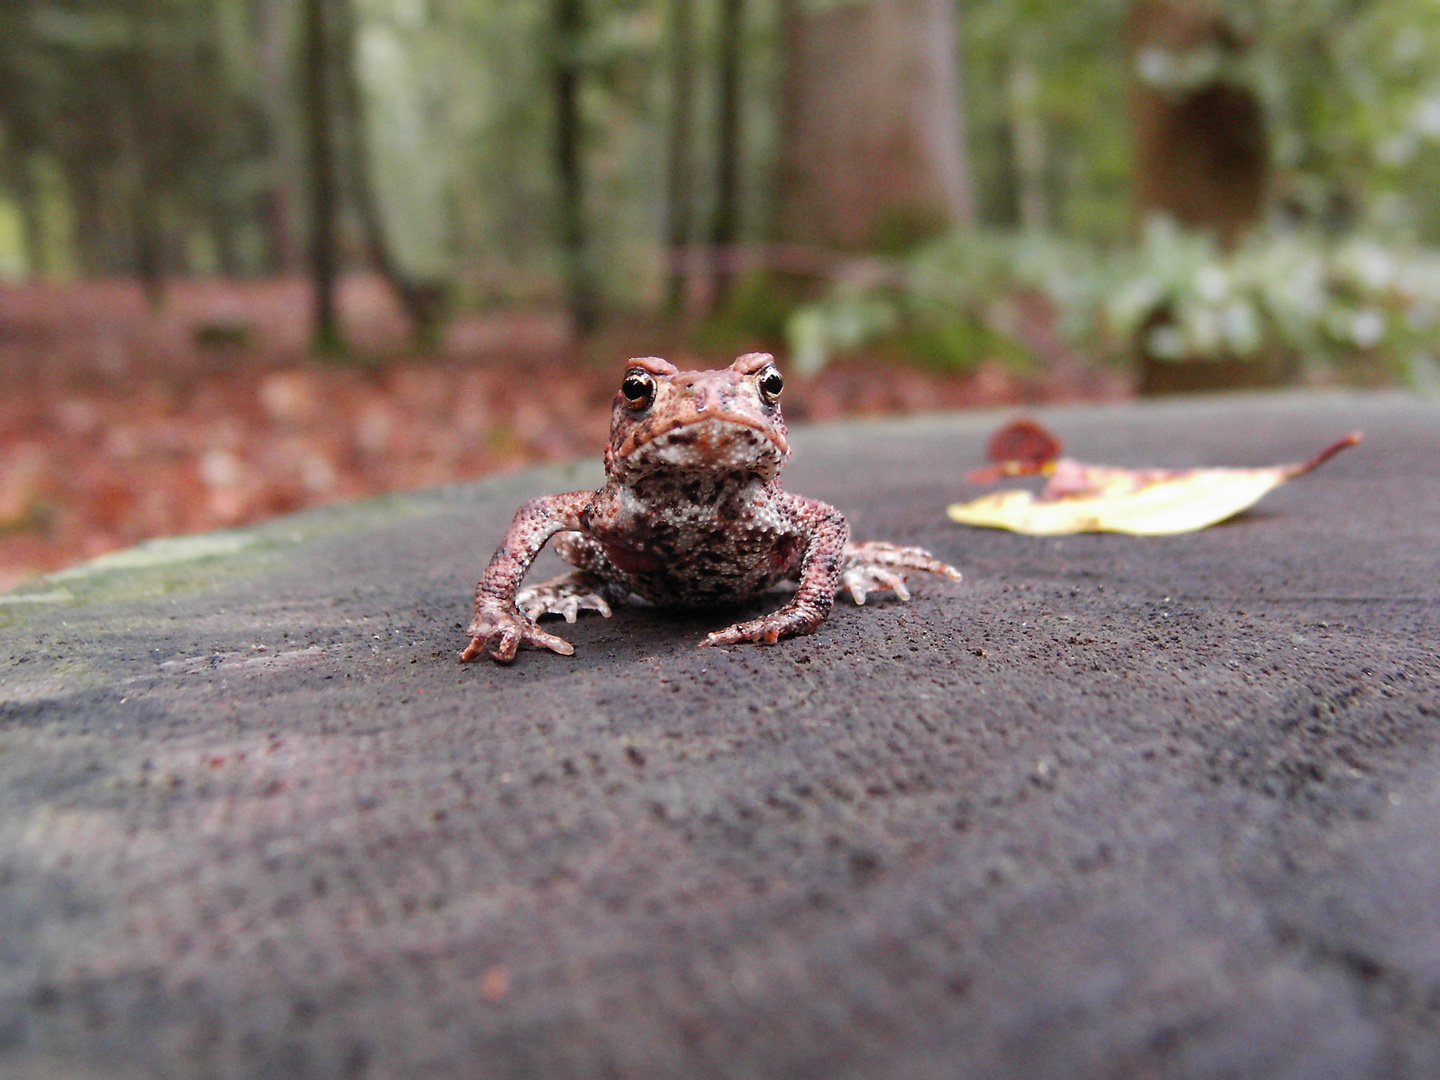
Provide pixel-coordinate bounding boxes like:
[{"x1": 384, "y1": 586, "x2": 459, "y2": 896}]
[
  {"x1": 461, "y1": 491, "x2": 595, "y2": 663},
  {"x1": 703, "y1": 495, "x2": 849, "y2": 647}
]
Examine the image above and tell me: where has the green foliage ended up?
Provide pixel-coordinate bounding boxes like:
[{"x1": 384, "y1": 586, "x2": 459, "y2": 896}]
[
  {"x1": 693, "y1": 270, "x2": 805, "y2": 353},
  {"x1": 963, "y1": 0, "x2": 1131, "y2": 237},
  {"x1": 963, "y1": 0, "x2": 1440, "y2": 246},
  {"x1": 868, "y1": 204, "x2": 958, "y2": 256},
  {"x1": 788, "y1": 232, "x2": 1066, "y2": 373},
  {"x1": 1240, "y1": 0, "x2": 1440, "y2": 237},
  {"x1": 1100, "y1": 219, "x2": 1440, "y2": 383},
  {"x1": 0, "y1": 196, "x2": 22, "y2": 278},
  {"x1": 884, "y1": 301, "x2": 1033, "y2": 373},
  {"x1": 789, "y1": 219, "x2": 1440, "y2": 385}
]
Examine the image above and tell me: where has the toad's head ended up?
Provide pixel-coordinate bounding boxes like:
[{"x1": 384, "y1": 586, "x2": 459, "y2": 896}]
[{"x1": 605, "y1": 353, "x2": 791, "y2": 484}]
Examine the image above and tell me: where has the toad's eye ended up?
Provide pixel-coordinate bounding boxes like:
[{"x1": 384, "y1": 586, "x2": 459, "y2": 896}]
[
  {"x1": 758, "y1": 367, "x2": 784, "y2": 404},
  {"x1": 620, "y1": 370, "x2": 656, "y2": 409}
]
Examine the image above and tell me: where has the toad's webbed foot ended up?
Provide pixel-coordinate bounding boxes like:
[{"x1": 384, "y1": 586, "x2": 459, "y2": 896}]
[
  {"x1": 701, "y1": 595, "x2": 833, "y2": 648},
  {"x1": 840, "y1": 542, "x2": 962, "y2": 604},
  {"x1": 703, "y1": 541, "x2": 960, "y2": 648},
  {"x1": 517, "y1": 571, "x2": 619, "y2": 624},
  {"x1": 461, "y1": 597, "x2": 576, "y2": 664}
]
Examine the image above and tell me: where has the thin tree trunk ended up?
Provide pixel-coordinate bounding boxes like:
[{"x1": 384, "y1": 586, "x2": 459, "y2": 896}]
[
  {"x1": 258, "y1": 0, "x2": 305, "y2": 272},
  {"x1": 132, "y1": 185, "x2": 164, "y2": 307},
  {"x1": 68, "y1": 162, "x2": 110, "y2": 278},
  {"x1": 6, "y1": 139, "x2": 44, "y2": 281},
  {"x1": 662, "y1": 0, "x2": 696, "y2": 315},
  {"x1": 709, "y1": 0, "x2": 743, "y2": 308},
  {"x1": 128, "y1": 4, "x2": 164, "y2": 309},
  {"x1": 208, "y1": 182, "x2": 244, "y2": 277},
  {"x1": 554, "y1": 0, "x2": 596, "y2": 334},
  {"x1": 335, "y1": 0, "x2": 448, "y2": 347},
  {"x1": 302, "y1": 0, "x2": 343, "y2": 353},
  {"x1": 1008, "y1": 50, "x2": 1047, "y2": 232}
]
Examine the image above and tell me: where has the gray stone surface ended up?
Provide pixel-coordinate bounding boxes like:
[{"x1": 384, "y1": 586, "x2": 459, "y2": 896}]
[{"x1": 1, "y1": 390, "x2": 1438, "y2": 1080}]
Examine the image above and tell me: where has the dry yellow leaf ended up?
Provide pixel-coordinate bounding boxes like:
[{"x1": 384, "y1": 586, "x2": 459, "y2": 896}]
[{"x1": 947, "y1": 424, "x2": 1361, "y2": 536}]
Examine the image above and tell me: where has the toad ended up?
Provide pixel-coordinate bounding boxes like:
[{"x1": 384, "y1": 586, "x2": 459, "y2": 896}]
[{"x1": 461, "y1": 353, "x2": 960, "y2": 663}]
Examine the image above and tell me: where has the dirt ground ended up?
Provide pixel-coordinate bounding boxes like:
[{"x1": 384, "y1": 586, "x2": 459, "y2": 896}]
[{"x1": 0, "y1": 277, "x2": 1128, "y2": 591}]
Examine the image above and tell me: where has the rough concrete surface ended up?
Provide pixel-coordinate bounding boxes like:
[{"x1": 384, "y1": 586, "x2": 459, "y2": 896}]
[{"x1": 1, "y1": 390, "x2": 1438, "y2": 1080}]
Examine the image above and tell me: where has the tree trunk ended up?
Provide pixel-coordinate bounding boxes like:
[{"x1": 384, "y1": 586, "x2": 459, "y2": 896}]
[
  {"x1": 67, "y1": 161, "x2": 114, "y2": 277},
  {"x1": 302, "y1": 0, "x2": 343, "y2": 354},
  {"x1": 5, "y1": 139, "x2": 44, "y2": 281},
  {"x1": 554, "y1": 0, "x2": 596, "y2": 335},
  {"x1": 127, "y1": 4, "x2": 165, "y2": 309},
  {"x1": 258, "y1": 0, "x2": 305, "y2": 272},
  {"x1": 336, "y1": 0, "x2": 449, "y2": 348},
  {"x1": 131, "y1": 181, "x2": 164, "y2": 308},
  {"x1": 709, "y1": 0, "x2": 744, "y2": 307},
  {"x1": 1128, "y1": 1, "x2": 1275, "y2": 394},
  {"x1": 1127, "y1": 0, "x2": 1268, "y2": 250},
  {"x1": 776, "y1": 0, "x2": 973, "y2": 251},
  {"x1": 662, "y1": 0, "x2": 697, "y2": 315},
  {"x1": 1008, "y1": 49, "x2": 1047, "y2": 233},
  {"x1": 207, "y1": 181, "x2": 245, "y2": 277}
]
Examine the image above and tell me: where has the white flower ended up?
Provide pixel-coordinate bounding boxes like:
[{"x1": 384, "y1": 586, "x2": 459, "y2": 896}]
[
  {"x1": 1196, "y1": 266, "x2": 1230, "y2": 304},
  {"x1": 1351, "y1": 308, "x2": 1386, "y2": 349}
]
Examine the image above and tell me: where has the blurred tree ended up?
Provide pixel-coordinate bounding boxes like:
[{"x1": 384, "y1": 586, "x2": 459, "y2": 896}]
[
  {"x1": 661, "y1": 0, "x2": 697, "y2": 314},
  {"x1": 301, "y1": 0, "x2": 343, "y2": 353},
  {"x1": 708, "y1": 0, "x2": 743, "y2": 304},
  {"x1": 256, "y1": 0, "x2": 306, "y2": 272},
  {"x1": 1126, "y1": 1, "x2": 1271, "y2": 392},
  {"x1": 0, "y1": 0, "x2": 274, "y2": 282},
  {"x1": 775, "y1": 0, "x2": 974, "y2": 251},
  {"x1": 125, "y1": 0, "x2": 165, "y2": 306},
  {"x1": 0, "y1": 14, "x2": 46, "y2": 281},
  {"x1": 1007, "y1": 42, "x2": 1047, "y2": 232},
  {"x1": 965, "y1": 0, "x2": 1131, "y2": 238},
  {"x1": 1128, "y1": 0, "x2": 1268, "y2": 249},
  {"x1": 342, "y1": 0, "x2": 451, "y2": 346},
  {"x1": 964, "y1": 0, "x2": 1440, "y2": 247},
  {"x1": 554, "y1": 0, "x2": 597, "y2": 333}
]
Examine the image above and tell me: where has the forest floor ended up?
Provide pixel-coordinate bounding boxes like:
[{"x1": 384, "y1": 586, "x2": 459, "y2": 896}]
[{"x1": 0, "y1": 276, "x2": 1130, "y2": 592}]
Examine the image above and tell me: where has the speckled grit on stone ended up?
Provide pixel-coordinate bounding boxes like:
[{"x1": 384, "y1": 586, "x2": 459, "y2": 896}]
[{"x1": 1, "y1": 390, "x2": 1438, "y2": 1080}]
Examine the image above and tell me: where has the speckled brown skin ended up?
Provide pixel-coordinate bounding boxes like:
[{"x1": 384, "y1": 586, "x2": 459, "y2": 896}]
[{"x1": 461, "y1": 353, "x2": 961, "y2": 663}]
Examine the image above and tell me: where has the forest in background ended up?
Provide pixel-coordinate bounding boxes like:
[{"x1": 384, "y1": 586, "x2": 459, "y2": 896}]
[
  {"x1": 4, "y1": 0, "x2": 1440, "y2": 378},
  {"x1": 3, "y1": 0, "x2": 1440, "y2": 587}
]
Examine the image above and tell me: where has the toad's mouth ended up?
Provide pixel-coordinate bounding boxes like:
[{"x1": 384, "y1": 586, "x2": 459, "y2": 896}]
[{"x1": 617, "y1": 414, "x2": 789, "y2": 477}]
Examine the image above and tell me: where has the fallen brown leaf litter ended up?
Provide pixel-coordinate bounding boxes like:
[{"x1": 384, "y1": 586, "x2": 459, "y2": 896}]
[
  {"x1": 948, "y1": 417, "x2": 1362, "y2": 535},
  {"x1": 0, "y1": 279, "x2": 1128, "y2": 591}
]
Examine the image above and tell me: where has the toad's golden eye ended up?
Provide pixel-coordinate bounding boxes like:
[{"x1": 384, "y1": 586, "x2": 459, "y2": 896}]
[
  {"x1": 620, "y1": 370, "x2": 656, "y2": 409},
  {"x1": 758, "y1": 367, "x2": 784, "y2": 404}
]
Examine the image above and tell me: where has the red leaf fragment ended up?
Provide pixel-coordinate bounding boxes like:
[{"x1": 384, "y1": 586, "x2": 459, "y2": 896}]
[
  {"x1": 988, "y1": 417, "x2": 1062, "y2": 465},
  {"x1": 966, "y1": 417, "x2": 1063, "y2": 483}
]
